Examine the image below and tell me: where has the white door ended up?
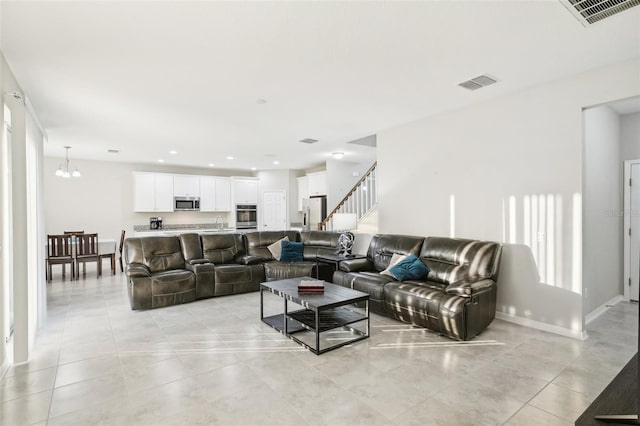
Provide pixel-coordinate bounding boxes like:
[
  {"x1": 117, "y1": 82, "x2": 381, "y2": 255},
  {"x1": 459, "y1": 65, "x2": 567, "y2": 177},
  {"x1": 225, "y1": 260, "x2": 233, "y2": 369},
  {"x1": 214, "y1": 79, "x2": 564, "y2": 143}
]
[
  {"x1": 630, "y1": 162, "x2": 640, "y2": 300},
  {"x1": 262, "y1": 191, "x2": 287, "y2": 231}
]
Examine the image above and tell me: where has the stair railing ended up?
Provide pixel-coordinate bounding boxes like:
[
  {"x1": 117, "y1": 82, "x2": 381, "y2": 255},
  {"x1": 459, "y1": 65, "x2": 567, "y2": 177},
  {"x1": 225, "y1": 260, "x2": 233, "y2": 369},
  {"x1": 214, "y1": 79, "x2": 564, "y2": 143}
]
[{"x1": 319, "y1": 161, "x2": 377, "y2": 230}]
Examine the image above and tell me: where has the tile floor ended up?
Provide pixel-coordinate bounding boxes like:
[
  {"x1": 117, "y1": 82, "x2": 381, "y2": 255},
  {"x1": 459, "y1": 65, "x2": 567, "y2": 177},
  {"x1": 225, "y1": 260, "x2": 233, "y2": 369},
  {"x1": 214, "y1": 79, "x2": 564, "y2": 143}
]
[{"x1": 0, "y1": 270, "x2": 637, "y2": 425}]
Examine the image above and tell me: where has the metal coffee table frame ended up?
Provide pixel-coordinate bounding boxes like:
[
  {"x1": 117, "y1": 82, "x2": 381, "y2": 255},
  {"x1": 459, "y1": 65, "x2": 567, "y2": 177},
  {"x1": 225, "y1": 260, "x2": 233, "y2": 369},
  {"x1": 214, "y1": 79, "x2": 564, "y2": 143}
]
[{"x1": 260, "y1": 277, "x2": 370, "y2": 355}]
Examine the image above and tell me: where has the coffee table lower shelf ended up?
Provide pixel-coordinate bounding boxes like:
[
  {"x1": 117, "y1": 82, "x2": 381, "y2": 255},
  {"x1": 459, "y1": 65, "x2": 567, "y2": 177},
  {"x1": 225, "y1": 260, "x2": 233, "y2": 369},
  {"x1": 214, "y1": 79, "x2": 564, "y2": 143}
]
[{"x1": 262, "y1": 308, "x2": 369, "y2": 355}]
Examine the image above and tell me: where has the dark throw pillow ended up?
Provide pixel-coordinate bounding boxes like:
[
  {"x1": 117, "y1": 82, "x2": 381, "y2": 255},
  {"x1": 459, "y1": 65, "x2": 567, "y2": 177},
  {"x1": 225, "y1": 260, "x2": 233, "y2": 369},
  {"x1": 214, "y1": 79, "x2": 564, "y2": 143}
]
[
  {"x1": 389, "y1": 253, "x2": 430, "y2": 281},
  {"x1": 280, "y1": 240, "x2": 304, "y2": 262}
]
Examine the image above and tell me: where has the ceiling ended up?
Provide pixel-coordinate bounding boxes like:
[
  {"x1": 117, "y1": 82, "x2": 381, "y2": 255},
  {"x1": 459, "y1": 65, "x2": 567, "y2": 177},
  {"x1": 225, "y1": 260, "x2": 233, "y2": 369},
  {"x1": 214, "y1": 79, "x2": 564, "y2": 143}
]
[{"x1": 1, "y1": 1, "x2": 639, "y2": 171}]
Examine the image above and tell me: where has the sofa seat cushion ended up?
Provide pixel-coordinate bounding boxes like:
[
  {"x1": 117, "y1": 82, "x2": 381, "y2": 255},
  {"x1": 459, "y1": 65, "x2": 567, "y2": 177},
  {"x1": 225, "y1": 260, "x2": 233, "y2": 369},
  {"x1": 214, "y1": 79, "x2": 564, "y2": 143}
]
[
  {"x1": 212, "y1": 264, "x2": 265, "y2": 296},
  {"x1": 383, "y1": 281, "x2": 446, "y2": 330},
  {"x1": 336, "y1": 271, "x2": 396, "y2": 301},
  {"x1": 264, "y1": 261, "x2": 315, "y2": 281},
  {"x1": 150, "y1": 270, "x2": 196, "y2": 308}
]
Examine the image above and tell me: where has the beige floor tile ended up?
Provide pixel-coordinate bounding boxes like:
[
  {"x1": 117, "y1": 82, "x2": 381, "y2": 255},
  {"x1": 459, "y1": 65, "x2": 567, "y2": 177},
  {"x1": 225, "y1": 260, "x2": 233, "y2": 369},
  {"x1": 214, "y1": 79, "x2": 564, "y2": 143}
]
[
  {"x1": 504, "y1": 404, "x2": 573, "y2": 426},
  {"x1": 0, "y1": 367, "x2": 57, "y2": 403},
  {"x1": 529, "y1": 383, "x2": 592, "y2": 422},
  {"x1": 0, "y1": 390, "x2": 52, "y2": 426}
]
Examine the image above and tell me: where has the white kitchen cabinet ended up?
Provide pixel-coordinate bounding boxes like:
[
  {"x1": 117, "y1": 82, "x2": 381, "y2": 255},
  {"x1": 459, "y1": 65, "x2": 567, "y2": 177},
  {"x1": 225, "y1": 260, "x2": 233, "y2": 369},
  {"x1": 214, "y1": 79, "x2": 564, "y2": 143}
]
[
  {"x1": 173, "y1": 174, "x2": 200, "y2": 197},
  {"x1": 199, "y1": 176, "x2": 216, "y2": 211},
  {"x1": 232, "y1": 178, "x2": 259, "y2": 205},
  {"x1": 215, "y1": 177, "x2": 231, "y2": 210},
  {"x1": 200, "y1": 176, "x2": 231, "y2": 211},
  {"x1": 306, "y1": 171, "x2": 326, "y2": 196},
  {"x1": 133, "y1": 172, "x2": 174, "y2": 212},
  {"x1": 297, "y1": 176, "x2": 308, "y2": 211}
]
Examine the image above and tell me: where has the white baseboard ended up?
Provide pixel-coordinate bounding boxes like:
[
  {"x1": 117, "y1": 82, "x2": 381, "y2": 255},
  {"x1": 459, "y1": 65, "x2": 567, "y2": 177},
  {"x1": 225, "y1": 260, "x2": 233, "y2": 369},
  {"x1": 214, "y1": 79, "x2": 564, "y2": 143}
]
[
  {"x1": 495, "y1": 312, "x2": 588, "y2": 340},
  {"x1": 585, "y1": 295, "x2": 624, "y2": 325}
]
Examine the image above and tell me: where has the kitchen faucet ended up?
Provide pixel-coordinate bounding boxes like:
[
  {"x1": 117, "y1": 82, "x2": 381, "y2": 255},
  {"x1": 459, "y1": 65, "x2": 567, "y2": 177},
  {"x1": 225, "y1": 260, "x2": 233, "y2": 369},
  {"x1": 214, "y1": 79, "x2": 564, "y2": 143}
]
[{"x1": 215, "y1": 216, "x2": 224, "y2": 230}]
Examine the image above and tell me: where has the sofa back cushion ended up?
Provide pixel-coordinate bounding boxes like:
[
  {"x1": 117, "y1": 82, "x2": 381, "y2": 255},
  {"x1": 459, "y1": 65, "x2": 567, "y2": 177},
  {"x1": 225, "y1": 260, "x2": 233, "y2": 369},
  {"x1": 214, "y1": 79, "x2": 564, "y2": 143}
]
[
  {"x1": 366, "y1": 234, "x2": 425, "y2": 272},
  {"x1": 245, "y1": 231, "x2": 300, "y2": 260},
  {"x1": 200, "y1": 233, "x2": 246, "y2": 264},
  {"x1": 179, "y1": 233, "x2": 203, "y2": 261},
  {"x1": 300, "y1": 231, "x2": 340, "y2": 260},
  {"x1": 140, "y1": 236, "x2": 185, "y2": 273},
  {"x1": 420, "y1": 237, "x2": 502, "y2": 285}
]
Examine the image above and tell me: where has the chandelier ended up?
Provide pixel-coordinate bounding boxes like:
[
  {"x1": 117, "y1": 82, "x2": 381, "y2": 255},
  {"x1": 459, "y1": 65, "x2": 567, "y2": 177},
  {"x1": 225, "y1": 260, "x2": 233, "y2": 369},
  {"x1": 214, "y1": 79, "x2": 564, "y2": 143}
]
[{"x1": 55, "y1": 146, "x2": 81, "y2": 178}]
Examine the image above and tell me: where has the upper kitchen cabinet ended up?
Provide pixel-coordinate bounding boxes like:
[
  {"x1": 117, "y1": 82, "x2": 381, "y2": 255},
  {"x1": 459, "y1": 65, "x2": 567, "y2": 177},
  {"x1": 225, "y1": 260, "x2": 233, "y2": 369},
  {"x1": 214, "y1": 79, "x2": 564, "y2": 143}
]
[
  {"x1": 200, "y1": 176, "x2": 231, "y2": 211},
  {"x1": 232, "y1": 177, "x2": 259, "y2": 205},
  {"x1": 173, "y1": 174, "x2": 200, "y2": 197},
  {"x1": 133, "y1": 172, "x2": 174, "y2": 212},
  {"x1": 297, "y1": 176, "x2": 308, "y2": 211},
  {"x1": 306, "y1": 171, "x2": 326, "y2": 196}
]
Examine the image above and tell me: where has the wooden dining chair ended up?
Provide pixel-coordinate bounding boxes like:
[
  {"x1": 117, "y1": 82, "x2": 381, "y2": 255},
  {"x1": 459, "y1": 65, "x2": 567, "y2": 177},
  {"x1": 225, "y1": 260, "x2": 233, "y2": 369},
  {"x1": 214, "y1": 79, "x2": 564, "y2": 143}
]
[
  {"x1": 75, "y1": 233, "x2": 101, "y2": 279},
  {"x1": 98, "y1": 232, "x2": 119, "y2": 276},
  {"x1": 118, "y1": 230, "x2": 126, "y2": 273},
  {"x1": 46, "y1": 234, "x2": 75, "y2": 281},
  {"x1": 64, "y1": 230, "x2": 84, "y2": 235}
]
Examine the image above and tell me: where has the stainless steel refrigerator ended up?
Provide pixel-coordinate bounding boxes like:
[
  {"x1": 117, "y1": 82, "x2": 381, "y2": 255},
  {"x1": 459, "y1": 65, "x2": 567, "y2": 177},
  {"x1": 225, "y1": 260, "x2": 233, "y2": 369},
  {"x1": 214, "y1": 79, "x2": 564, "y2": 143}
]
[{"x1": 302, "y1": 196, "x2": 327, "y2": 231}]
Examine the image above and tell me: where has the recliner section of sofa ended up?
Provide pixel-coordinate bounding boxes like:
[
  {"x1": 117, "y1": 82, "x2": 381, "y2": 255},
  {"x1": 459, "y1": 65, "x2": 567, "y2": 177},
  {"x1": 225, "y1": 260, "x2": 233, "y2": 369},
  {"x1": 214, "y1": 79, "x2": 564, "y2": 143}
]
[
  {"x1": 124, "y1": 236, "x2": 197, "y2": 310},
  {"x1": 333, "y1": 234, "x2": 502, "y2": 341},
  {"x1": 124, "y1": 230, "x2": 341, "y2": 310}
]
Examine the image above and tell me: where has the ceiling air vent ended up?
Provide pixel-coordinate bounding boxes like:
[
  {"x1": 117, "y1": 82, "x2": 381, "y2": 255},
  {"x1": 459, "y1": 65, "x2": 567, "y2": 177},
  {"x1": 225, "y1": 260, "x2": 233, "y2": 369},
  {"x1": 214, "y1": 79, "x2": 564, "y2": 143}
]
[
  {"x1": 299, "y1": 138, "x2": 318, "y2": 144},
  {"x1": 560, "y1": 0, "x2": 640, "y2": 25},
  {"x1": 458, "y1": 75, "x2": 498, "y2": 91}
]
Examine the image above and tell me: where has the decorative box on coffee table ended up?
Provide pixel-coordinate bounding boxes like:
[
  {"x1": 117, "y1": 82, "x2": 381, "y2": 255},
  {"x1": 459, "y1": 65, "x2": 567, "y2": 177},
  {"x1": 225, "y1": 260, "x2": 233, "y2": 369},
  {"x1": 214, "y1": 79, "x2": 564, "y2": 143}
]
[{"x1": 260, "y1": 276, "x2": 370, "y2": 355}]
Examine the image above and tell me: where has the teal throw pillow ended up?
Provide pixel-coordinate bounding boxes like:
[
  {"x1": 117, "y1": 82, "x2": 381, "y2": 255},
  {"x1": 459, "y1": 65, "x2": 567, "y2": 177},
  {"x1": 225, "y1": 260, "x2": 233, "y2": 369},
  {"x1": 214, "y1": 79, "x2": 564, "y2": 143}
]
[
  {"x1": 389, "y1": 254, "x2": 430, "y2": 281},
  {"x1": 280, "y1": 240, "x2": 304, "y2": 262}
]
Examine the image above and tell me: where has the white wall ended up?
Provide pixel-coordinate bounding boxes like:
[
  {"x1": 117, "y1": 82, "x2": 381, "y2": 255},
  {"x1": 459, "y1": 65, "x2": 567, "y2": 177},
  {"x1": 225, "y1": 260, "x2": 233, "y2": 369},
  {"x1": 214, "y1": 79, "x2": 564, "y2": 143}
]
[
  {"x1": 377, "y1": 59, "x2": 640, "y2": 338},
  {"x1": 583, "y1": 106, "x2": 623, "y2": 315},
  {"x1": 621, "y1": 112, "x2": 640, "y2": 161},
  {"x1": 43, "y1": 158, "x2": 252, "y2": 242},
  {"x1": 326, "y1": 158, "x2": 374, "y2": 212}
]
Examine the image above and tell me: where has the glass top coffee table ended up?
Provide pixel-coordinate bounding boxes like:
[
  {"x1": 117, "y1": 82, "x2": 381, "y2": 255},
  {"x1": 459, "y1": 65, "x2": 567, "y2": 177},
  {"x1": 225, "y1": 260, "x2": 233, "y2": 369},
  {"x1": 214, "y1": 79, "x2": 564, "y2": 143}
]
[{"x1": 260, "y1": 276, "x2": 370, "y2": 355}]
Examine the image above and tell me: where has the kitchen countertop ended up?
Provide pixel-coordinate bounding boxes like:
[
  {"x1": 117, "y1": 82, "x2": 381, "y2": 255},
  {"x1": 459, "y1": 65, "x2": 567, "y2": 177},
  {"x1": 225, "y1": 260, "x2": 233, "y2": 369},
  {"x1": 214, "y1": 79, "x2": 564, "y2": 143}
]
[{"x1": 133, "y1": 223, "x2": 231, "y2": 232}]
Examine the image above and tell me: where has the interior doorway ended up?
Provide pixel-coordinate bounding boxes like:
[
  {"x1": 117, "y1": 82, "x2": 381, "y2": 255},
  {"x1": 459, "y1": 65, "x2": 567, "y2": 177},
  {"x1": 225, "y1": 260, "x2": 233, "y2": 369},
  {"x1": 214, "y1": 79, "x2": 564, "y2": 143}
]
[
  {"x1": 625, "y1": 160, "x2": 640, "y2": 301},
  {"x1": 262, "y1": 190, "x2": 287, "y2": 231}
]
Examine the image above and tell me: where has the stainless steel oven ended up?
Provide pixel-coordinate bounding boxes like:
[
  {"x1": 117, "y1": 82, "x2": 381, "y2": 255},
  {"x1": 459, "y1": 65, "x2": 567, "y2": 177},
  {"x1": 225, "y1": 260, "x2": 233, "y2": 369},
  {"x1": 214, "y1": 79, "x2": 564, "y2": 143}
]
[{"x1": 235, "y1": 204, "x2": 257, "y2": 230}]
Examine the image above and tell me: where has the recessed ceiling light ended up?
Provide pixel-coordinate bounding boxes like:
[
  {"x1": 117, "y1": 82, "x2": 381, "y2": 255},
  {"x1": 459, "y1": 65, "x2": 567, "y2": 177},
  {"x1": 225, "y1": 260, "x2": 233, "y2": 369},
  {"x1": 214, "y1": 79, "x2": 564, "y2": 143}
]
[
  {"x1": 226, "y1": 156, "x2": 234, "y2": 160},
  {"x1": 169, "y1": 150, "x2": 177, "y2": 155},
  {"x1": 208, "y1": 163, "x2": 215, "y2": 167},
  {"x1": 332, "y1": 152, "x2": 344, "y2": 160},
  {"x1": 273, "y1": 160, "x2": 279, "y2": 165},
  {"x1": 251, "y1": 167, "x2": 257, "y2": 171},
  {"x1": 158, "y1": 159, "x2": 165, "y2": 163}
]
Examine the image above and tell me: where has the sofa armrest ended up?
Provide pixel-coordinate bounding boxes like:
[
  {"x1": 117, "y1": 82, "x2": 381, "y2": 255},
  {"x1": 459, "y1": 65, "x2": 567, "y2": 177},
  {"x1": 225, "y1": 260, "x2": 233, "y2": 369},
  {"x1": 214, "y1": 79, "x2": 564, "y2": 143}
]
[
  {"x1": 339, "y1": 258, "x2": 374, "y2": 273},
  {"x1": 445, "y1": 278, "x2": 495, "y2": 297},
  {"x1": 236, "y1": 255, "x2": 264, "y2": 265},
  {"x1": 126, "y1": 263, "x2": 151, "y2": 278}
]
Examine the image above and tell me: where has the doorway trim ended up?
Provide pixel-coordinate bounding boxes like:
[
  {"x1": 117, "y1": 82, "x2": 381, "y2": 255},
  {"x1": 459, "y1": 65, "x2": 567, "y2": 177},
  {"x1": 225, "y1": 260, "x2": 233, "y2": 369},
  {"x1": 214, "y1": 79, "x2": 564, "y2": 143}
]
[{"x1": 623, "y1": 158, "x2": 640, "y2": 301}]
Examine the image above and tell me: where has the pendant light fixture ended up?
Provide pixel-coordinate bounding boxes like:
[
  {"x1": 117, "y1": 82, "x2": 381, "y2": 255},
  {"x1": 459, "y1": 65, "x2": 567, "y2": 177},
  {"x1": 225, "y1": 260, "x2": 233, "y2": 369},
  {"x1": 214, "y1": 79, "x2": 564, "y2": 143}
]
[{"x1": 55, "y1": 146, "x2": 81, "y2": 178}]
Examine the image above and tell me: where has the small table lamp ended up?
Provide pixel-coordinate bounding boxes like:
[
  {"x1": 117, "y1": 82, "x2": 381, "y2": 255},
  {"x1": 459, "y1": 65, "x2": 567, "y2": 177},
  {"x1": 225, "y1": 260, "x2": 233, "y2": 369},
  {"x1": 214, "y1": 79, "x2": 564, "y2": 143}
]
[{"x1": 332, "y1": 213, "x2": 358, "y2": 256}]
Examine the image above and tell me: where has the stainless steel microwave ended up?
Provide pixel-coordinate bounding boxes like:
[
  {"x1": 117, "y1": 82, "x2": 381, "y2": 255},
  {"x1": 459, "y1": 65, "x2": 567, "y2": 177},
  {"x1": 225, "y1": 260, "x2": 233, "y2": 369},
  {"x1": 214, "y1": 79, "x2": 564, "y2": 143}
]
[{"x1": 174, "y1": 196, "x2": 200, "y2": 211}]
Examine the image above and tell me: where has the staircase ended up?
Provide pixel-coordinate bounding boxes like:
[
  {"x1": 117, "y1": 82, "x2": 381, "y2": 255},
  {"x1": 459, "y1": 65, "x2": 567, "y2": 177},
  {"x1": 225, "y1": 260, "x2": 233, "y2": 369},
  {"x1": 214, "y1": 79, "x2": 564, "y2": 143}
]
[{"x1": 320, "y1": 162, "x2": 377, "y2": 231}]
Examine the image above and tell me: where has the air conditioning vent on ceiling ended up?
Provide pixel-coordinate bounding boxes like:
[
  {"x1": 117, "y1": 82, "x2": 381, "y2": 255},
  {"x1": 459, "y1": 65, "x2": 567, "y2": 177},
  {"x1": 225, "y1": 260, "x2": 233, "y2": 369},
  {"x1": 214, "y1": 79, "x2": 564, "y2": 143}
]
[
  {"x1": 458, "y1": 74, "x2": 498, "y2": 91},
  {"x1": 299, "y1": 138, "x2": 318, "y2": 144},
  {"x1": 560, "y1": 0, "x2": 639, "y2": 25}
]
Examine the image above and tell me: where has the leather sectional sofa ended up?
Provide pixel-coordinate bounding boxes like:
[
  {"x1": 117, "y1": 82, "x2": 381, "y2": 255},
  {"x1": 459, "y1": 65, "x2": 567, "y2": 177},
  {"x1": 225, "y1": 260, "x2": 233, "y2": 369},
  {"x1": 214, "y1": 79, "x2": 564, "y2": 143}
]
[
  {"x1": 333, "y1": 234, "x2": 502, "y2": 341},
  {"x1": 124, "y1": 230, "x2": 340, "y2": 310}
]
